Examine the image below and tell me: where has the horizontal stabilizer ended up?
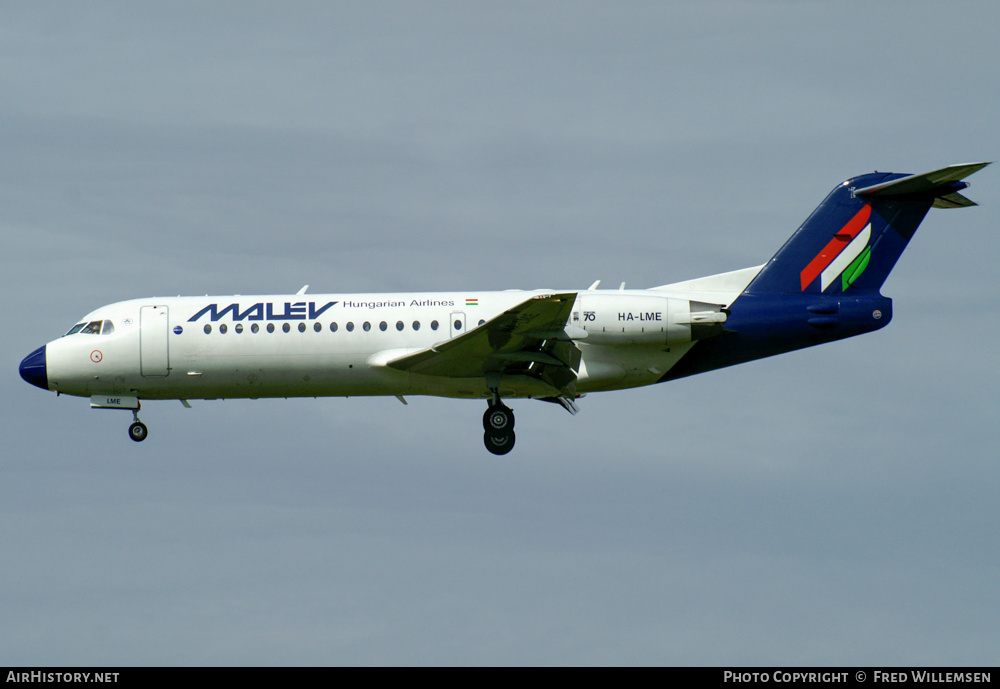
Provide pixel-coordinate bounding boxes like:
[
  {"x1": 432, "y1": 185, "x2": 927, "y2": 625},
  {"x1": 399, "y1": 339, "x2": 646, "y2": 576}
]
[
  {"x1": 932, "y1": 192, "x2": 977, "y2": 209},
  {"x1": 854, "y1": 162, "x2": 990, "y2": 205}
]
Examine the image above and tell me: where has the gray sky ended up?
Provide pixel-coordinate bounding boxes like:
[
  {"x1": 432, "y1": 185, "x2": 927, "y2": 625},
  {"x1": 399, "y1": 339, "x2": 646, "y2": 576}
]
[{"x1": 2, "y1": 1, "x2": 998, "y2": 665}]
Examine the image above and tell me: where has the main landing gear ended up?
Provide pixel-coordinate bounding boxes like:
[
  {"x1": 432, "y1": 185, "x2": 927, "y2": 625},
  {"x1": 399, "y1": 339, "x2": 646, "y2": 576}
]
[
  {"x1": 483, "y1": 389, "x2": 515, "y2": 455},
  {"x1": 128, "y1": 409, "x2": 148, "y2": 442}
]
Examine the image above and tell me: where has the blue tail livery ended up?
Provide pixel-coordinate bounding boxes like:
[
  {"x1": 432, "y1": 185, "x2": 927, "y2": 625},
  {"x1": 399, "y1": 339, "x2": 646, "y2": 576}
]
[
  {"x1": 660, "y1": 162, "x2": 990, "y2": 383},
  {"x1": 745, "y1": 162, "x2": 989, "y2": 296}
]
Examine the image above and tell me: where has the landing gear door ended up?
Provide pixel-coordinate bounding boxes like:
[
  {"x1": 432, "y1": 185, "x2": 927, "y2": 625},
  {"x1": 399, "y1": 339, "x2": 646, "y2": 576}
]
[
  {"x1": 140, "y1": 305, "x2": 170, "y2": 377},
  {"x1": 450, "y1": 311, "x2": 466, "y2": 339}
]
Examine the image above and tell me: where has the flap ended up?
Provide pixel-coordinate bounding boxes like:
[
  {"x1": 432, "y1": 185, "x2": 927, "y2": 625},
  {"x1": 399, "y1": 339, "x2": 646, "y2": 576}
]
[{"x1": 386, "y1": 292, "x2": 581, "y2": 395}]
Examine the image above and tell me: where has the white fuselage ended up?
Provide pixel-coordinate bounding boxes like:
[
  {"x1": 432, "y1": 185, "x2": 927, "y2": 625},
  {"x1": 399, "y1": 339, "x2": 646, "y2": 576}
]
[{"x1": 41, "y1": 280, "x2": 750, "y2": 404}]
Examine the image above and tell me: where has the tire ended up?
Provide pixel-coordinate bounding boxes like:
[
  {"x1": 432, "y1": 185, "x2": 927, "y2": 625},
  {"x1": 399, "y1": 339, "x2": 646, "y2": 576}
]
[
  {"x1": 483, "y1": 404, "x2": 514, "y2": 432},
  {"x1": 484, "y1": 429, "x2": 515, "y2": 456},
  {"x1": 129, "y1": 422, "x2": 148, "y2": 442}
]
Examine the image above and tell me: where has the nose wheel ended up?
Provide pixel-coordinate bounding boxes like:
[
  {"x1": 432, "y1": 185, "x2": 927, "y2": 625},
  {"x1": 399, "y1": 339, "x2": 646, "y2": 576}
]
[{"x1": 128, "y1": 410, "x2": 148, "y2": 442}]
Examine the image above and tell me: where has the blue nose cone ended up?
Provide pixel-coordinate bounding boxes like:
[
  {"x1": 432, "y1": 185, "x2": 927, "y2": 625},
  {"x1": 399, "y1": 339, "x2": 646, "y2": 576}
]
[{"x1": 19, "y1": 345, "x2": 48, "y2": 390}]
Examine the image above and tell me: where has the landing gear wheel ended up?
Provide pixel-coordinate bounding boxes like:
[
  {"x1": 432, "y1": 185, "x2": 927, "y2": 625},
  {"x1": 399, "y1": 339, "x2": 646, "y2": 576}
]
[
  {"x1": 483, "y1": 404, "x2": 515, "y2": 432},
  {"x1": 128, "y1": 421, "x2": 148, "y2": 442},
  {"x1": 484, "y1": 429, "x2": 515, "y2": 455}
]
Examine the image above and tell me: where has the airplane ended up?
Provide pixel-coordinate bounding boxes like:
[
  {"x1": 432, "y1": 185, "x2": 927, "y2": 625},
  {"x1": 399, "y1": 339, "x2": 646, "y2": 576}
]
[{"x1": 19, "y1": 162, "x2": 990, "y2": 454}]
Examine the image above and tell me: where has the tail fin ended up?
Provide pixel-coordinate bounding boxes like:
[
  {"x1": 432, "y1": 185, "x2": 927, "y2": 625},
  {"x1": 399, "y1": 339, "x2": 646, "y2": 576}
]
[{"x1": 744, "y1": 163, "x2": 990, "y2": 295}]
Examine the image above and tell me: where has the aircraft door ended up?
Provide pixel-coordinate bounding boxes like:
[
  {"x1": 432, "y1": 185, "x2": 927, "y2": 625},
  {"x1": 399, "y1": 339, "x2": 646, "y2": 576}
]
[
  {"x1": 450, "y1": 311, "x2": 466, "y2": 339},
  {"x1": 140, "y1": 305, "x2": 170, "y2": 376}
]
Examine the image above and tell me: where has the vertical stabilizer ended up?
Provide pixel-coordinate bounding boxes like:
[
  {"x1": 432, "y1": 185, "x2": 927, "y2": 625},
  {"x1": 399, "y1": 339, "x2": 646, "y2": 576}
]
[{"x1": 743, "y1": 163, "x2": 989, "y2": 296}]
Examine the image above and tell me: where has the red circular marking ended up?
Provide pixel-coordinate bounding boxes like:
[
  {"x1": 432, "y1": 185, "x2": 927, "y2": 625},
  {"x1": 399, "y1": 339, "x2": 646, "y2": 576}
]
[{"x1": 90, "y1": 350, "x2": 103, "y2": 363}]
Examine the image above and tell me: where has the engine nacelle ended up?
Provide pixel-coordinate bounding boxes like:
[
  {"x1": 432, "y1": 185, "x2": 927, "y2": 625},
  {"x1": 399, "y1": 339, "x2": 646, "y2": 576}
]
[{"x1": 571, "y1": 293, "x2": 726, "y2": 346}]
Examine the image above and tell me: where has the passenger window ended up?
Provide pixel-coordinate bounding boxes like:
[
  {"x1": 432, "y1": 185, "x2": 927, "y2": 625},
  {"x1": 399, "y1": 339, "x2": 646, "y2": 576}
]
[
  {"x1": 314, "y1": 322, "x2": 322, "y2": 333},
  {"x1": 298, "y1": 323, "x2": 306, "y2": 333},
  {"x1": 396, "y1": 321, "x2": 404, "y2": 331},
  {"x1": 346, "y1": 322, "x2": 354, "y2": 332},
  {"x1": 431, "y1": 320, "x2": 439, "y2": 331},
  {"x1": 251, "y1": 324, "x2": 259, "y2": 334},
  {"x1": 478, "y1": 320, "x2": 485, "y2": 327},
  {"x1": 454, "y1": 320, "x2": 462, "y2": 331},
  {"x1": 330, "y1": 322, "x2": 338, "y2": 332},
  {"x1": 101, "y1": 320, "x2": 116, "y2": 335},
  {"x1": 204, "y1": 324, "x2": 212, "y2": 334},
  {"x1": 379, "y1": 321, "x2": 387, "y2": 332},
  {"x1": 267, "y1": 323, "x2": 275, "y2": 333},
  {"x1": 363, "y1": 322, "x2": 371, "y2": 332},
  {"x1": 412, "y1": 321, "x2": 420, "y2": 331},
  {"x1": 235, "y1": 323, "x2": 244, "y2": 334},
  {"x1": 220, "y1": 324, "x2": 228, "y2": 334},
  {"x1": 283, "y1": 323, "x2": 291, "y2": 333}
]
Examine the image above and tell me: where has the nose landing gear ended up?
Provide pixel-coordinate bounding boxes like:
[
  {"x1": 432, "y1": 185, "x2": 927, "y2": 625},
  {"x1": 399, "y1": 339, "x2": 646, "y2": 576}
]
[
  {"x1": 128, "y1": 410, "x2": 148, "y2": 442},
  {"x1": 89, "y1": 395, "x2": 149, "y2": 443}
]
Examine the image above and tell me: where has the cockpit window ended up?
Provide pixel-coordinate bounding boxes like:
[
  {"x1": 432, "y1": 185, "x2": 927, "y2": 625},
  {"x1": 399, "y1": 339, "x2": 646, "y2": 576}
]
[{"x1": 67, "y1": 320, "x2": 116, "y2": 336}]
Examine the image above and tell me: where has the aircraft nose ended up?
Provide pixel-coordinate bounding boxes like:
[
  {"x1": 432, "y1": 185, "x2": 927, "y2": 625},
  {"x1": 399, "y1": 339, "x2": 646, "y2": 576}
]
[{"x1": 19, "y1": 345, "x2": 48, "y2": 390}]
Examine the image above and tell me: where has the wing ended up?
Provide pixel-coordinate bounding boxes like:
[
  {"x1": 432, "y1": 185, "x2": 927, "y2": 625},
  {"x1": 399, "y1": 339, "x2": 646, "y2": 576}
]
[{"x1": 386, "y1": 292, "x2": 582, "y2": 396}]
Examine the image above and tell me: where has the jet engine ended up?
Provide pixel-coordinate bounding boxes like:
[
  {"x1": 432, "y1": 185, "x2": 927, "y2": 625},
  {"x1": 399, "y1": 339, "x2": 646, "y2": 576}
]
[{"x1": 572, "y1": 293, "x2": 727, "y2": 346}]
